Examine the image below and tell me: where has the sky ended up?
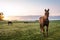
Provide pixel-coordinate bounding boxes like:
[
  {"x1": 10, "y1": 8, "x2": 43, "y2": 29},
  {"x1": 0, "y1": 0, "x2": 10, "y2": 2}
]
[{"x1": 0, "y1": 0, "x2": 60, "y2": 17}]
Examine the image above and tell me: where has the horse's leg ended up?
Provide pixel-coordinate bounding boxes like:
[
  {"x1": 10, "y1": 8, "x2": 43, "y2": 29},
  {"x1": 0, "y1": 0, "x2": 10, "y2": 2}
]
[
  {"x1": 43, "y1": 27, "x2": 45, "y2": 37},
  {"x1": 46, "y1": 20, "x2": 49, "y2": 37},
  {"x1": 40, "y1": 24, "x2": 45, "y2": 36},
  {"x1": 8, "y1": 23, "x2": 9, "y2": 25},
  {"x1": 11, "y1": 22, "x2": 13, "y2": 25},
  {"x1": 46, "y1": 25, "x2": 48, "y2": 37}
]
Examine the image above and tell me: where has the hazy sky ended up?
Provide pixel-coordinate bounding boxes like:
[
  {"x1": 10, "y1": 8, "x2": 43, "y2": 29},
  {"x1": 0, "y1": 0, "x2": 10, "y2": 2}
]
[{"x1": 0, "y1": 0, "x2": 60, "y2": 16}]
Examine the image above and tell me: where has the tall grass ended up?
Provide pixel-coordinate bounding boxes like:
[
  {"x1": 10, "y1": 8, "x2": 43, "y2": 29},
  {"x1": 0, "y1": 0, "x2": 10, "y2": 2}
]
[{"x1": 0, "y1": 20, "x2": 60, "y2": 40}]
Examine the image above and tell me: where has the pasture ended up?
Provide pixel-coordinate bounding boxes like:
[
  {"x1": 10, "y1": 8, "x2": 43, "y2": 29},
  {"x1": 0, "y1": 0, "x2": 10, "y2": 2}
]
[{"x1": 0, "y1": 20, "x2": 60, "y2": 40}]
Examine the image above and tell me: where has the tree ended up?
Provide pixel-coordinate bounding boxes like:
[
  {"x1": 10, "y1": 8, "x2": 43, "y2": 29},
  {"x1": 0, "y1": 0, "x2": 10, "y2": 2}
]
[{"x1": 0, "y1": 12, "x2": 4, "y2": 21}]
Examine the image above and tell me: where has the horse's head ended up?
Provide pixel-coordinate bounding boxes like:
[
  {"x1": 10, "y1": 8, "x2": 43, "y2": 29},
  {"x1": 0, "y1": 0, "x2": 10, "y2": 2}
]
[{"x1": 45, "y1": 9, "x2": 49, "y2": 17}]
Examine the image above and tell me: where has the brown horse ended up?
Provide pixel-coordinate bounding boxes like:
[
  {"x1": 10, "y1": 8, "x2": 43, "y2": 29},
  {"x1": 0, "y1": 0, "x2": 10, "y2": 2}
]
[
  {"x1": 39, "y1": 9, "x2": 49, "y2": 37},
  {"x1": 8, "y1": 21, "x2": 13, "y2": 25}
]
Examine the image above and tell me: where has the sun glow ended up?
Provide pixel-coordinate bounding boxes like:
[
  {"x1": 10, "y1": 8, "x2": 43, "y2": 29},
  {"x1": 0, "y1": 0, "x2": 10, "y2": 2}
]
[
  {"x1": 3, "y1": 15, "x2": 9, "y2": 20},
  {"x1": 0, "y1": 0, "x2": 59, "y2": 19}
]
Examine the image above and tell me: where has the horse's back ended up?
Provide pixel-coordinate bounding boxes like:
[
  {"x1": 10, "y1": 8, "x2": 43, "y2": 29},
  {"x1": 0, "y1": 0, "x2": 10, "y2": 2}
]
[{"x1": 39, "y1": 16, "x2": 44, "y2": 24}]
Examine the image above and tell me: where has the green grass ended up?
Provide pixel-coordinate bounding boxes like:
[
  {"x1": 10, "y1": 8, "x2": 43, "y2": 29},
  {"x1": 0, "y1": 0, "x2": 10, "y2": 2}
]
[{"x1": 0, "y1": 20, "x2": 60, "y2": 40}]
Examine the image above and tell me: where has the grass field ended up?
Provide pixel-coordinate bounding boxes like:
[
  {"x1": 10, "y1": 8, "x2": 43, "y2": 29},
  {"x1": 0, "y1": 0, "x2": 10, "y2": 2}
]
[{"x1": 0, "y1": 20, "x2": 60, "y2": 40}]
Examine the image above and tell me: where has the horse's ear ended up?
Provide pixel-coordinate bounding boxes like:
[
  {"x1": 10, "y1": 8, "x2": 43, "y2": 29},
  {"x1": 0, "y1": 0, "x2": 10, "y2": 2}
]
[
  {"x1": 48, "y1": 9, "x2": 49, "y2": 11},
  {"x1": 45, "y1": 9, "x2": 46, "y2": 11}
]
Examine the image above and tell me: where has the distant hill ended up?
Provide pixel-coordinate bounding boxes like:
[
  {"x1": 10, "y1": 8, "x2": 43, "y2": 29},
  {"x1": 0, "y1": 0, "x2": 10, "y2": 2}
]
[{"x1": 7, "y1": 15, "x2": 60, "y2": 21}]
